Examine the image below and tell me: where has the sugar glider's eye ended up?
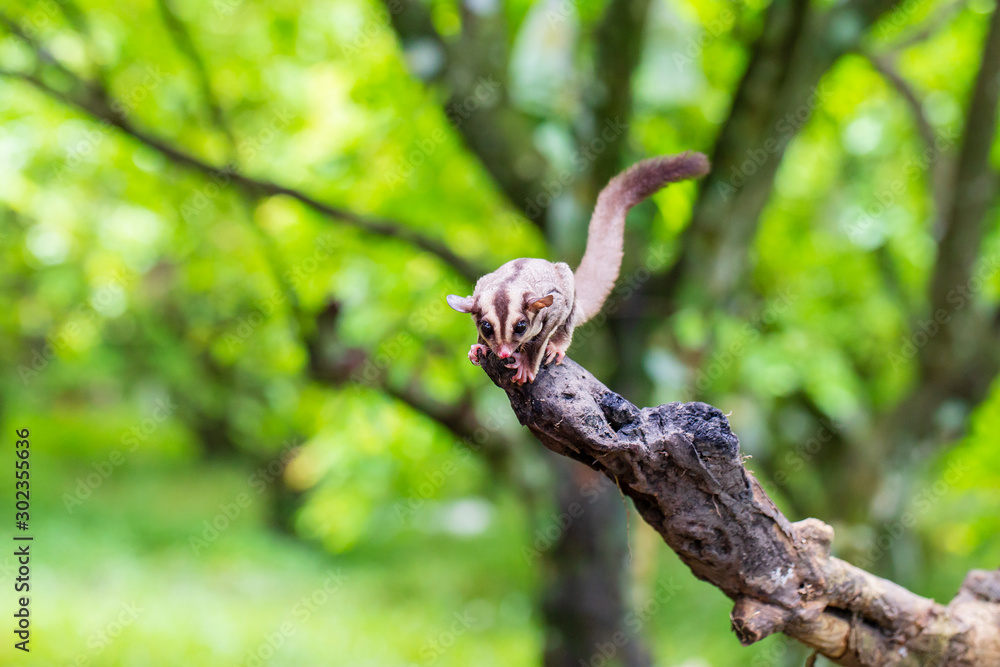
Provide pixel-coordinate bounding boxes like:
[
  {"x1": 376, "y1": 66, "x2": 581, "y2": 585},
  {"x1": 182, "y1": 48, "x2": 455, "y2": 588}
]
[
  {"x1": 514, "y1": 320, "x2": 527, "y2": 335},
  {"x1": 480, "y1": 321, "x2": 494, "y2": 337}
]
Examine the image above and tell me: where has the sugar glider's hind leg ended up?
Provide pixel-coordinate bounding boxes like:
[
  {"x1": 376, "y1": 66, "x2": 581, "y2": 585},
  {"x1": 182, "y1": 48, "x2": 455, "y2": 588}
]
[{"x1": 544, "y1": 262, "x2": 576, "y2": 366}]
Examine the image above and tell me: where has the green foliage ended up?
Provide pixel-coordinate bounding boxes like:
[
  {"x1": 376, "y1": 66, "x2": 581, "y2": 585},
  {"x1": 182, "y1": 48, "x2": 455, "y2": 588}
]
[{"x1": 0, "y1": 0, "x2": 998, "y2": 664}]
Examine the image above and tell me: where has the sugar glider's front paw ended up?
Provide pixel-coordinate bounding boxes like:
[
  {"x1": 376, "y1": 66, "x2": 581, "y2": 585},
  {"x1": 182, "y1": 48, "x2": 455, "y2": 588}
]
[
  {"x1": 544, "y1": 341, "x2": 568, "y2": 365},
  {"x1": 510, "y1": 351, "x2": 536, "y2": 384},
  {"x1": 468, "y1": 343, "x2": 489, "y2": 366}
]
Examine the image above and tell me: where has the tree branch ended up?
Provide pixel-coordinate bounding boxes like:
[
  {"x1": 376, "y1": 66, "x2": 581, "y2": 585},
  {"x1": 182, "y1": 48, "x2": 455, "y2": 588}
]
[
  {"x1": 0, "y1": 10, "x2": 107, "y2": 99},
  {"x1": 587, "y1": 0, "x2": 654, "y2": 400},
  {"x1": 382, "y1": 0, "x2": 549, "y2": 227},
  {"x1": 659, "y1": 0, "x2": 904, "y2": 307},
  {"x1": 148, "y1": 0, "x2": 312, "y2": 331},
  {"x1": 305, "y1": 302, "x2": 539, "y2": 507},
  {"x1": 51, "y1": 0, "x2": 112, "y2": 90},
  {"x1": 155, "y1": 0, "x2": 239, "y2": 158},
  {"x1": 884, "y1": 5, "x2": 1000, "y2": 448},
  {"x1": 0, "y1": 27, "x2": 484, "y2": 282},
  {"x1": 866, "y1": 52, "x2": 941, "y2": 156},
  {"x1": 476, "y1": 353, "x2": 1000, "y2": 665},
  {"x1": 865, "y1": 50, "x2": 956, "y2": 250},
  {"x1": 875, "y1": 0, "x2": 968, "y2": 54},
  {"x1": 927, "y1": 4, "x2": 1000, "y2": 315}
]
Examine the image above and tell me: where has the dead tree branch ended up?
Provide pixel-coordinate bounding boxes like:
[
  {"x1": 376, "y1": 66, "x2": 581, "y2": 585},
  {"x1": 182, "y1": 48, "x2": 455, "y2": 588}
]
[{"x1": 477, "y1": 353, "x2": 1000, "y2": 666}]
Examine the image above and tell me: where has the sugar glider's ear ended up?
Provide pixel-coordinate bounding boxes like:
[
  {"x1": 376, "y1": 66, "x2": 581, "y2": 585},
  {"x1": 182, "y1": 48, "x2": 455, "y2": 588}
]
[
  {"x1": 527, "y1": 294, "x2": 555, "y2": 312},
  {"x1": 447, "y1": 294, "x2": 475, "y2": 313}
]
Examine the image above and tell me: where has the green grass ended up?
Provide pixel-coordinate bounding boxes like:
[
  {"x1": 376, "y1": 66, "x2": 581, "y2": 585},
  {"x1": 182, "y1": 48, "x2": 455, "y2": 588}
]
[
  {"x1": 0, "y1": 452, "x2": 544, "y2": 667},
  {"x1": 0, "y1": 446, "x2": 819, "y2": 667}
]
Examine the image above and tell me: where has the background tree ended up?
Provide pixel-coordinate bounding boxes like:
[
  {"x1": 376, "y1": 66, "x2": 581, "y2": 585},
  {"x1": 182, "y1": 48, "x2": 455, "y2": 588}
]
[{"x1": 0, "y1": 0, "x2": 997, "y2": 665}]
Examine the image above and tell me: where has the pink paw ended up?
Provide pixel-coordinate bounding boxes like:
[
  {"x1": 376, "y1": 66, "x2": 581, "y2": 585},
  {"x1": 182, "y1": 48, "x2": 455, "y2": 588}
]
[
  {"x1": 468, "y1": 343, "x2": 489, "y2": 366},
  {"x1": 544, "y1": 341, "x2": 567, "y2": 365},
  {"x1": 510, "y1": 351, "x2": 536, "y2": 384}
]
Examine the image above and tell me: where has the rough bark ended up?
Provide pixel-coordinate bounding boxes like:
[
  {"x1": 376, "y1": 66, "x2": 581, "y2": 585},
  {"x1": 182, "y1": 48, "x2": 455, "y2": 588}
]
[{"x1": 478, "y1": 353, "x2": 1000, "y2": 666}]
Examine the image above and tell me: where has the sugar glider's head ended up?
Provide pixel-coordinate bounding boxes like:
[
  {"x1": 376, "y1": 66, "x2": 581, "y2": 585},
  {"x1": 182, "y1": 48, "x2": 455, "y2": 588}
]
[{"x1": 447, "y1": 288, "x2": 554, "y2": 359}]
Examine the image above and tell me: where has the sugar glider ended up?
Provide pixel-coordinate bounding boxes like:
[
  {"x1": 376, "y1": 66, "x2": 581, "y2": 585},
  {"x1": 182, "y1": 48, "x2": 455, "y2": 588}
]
[{"x1": 448, "y1": 152, "x2": 710, "y2": 384}]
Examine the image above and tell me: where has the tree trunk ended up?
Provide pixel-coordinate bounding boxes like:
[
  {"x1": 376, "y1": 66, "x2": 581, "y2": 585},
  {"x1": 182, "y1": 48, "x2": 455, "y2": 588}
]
[
  {"x1": 661, "y1": 0, "x2": 898, "y2": 306},
  {"x1": 540, "y1": 457, "x2": 650, "y2": 667}
]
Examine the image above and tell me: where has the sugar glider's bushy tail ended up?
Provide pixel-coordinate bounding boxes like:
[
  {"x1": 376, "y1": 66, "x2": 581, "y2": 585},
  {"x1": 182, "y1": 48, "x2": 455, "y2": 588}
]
[{"x1": 573, "y1": 152, "x2": 710, "y2": 324}]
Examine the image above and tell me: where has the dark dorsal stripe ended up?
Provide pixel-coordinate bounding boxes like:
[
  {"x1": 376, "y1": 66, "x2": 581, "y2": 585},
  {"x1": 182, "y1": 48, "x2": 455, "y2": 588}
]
[
  {"x1": 491, "y1": 259, "x2": 529, "y2": 339},
  {"x1": 493, "y1": 290, "x2": 510, "y2": 338}
]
